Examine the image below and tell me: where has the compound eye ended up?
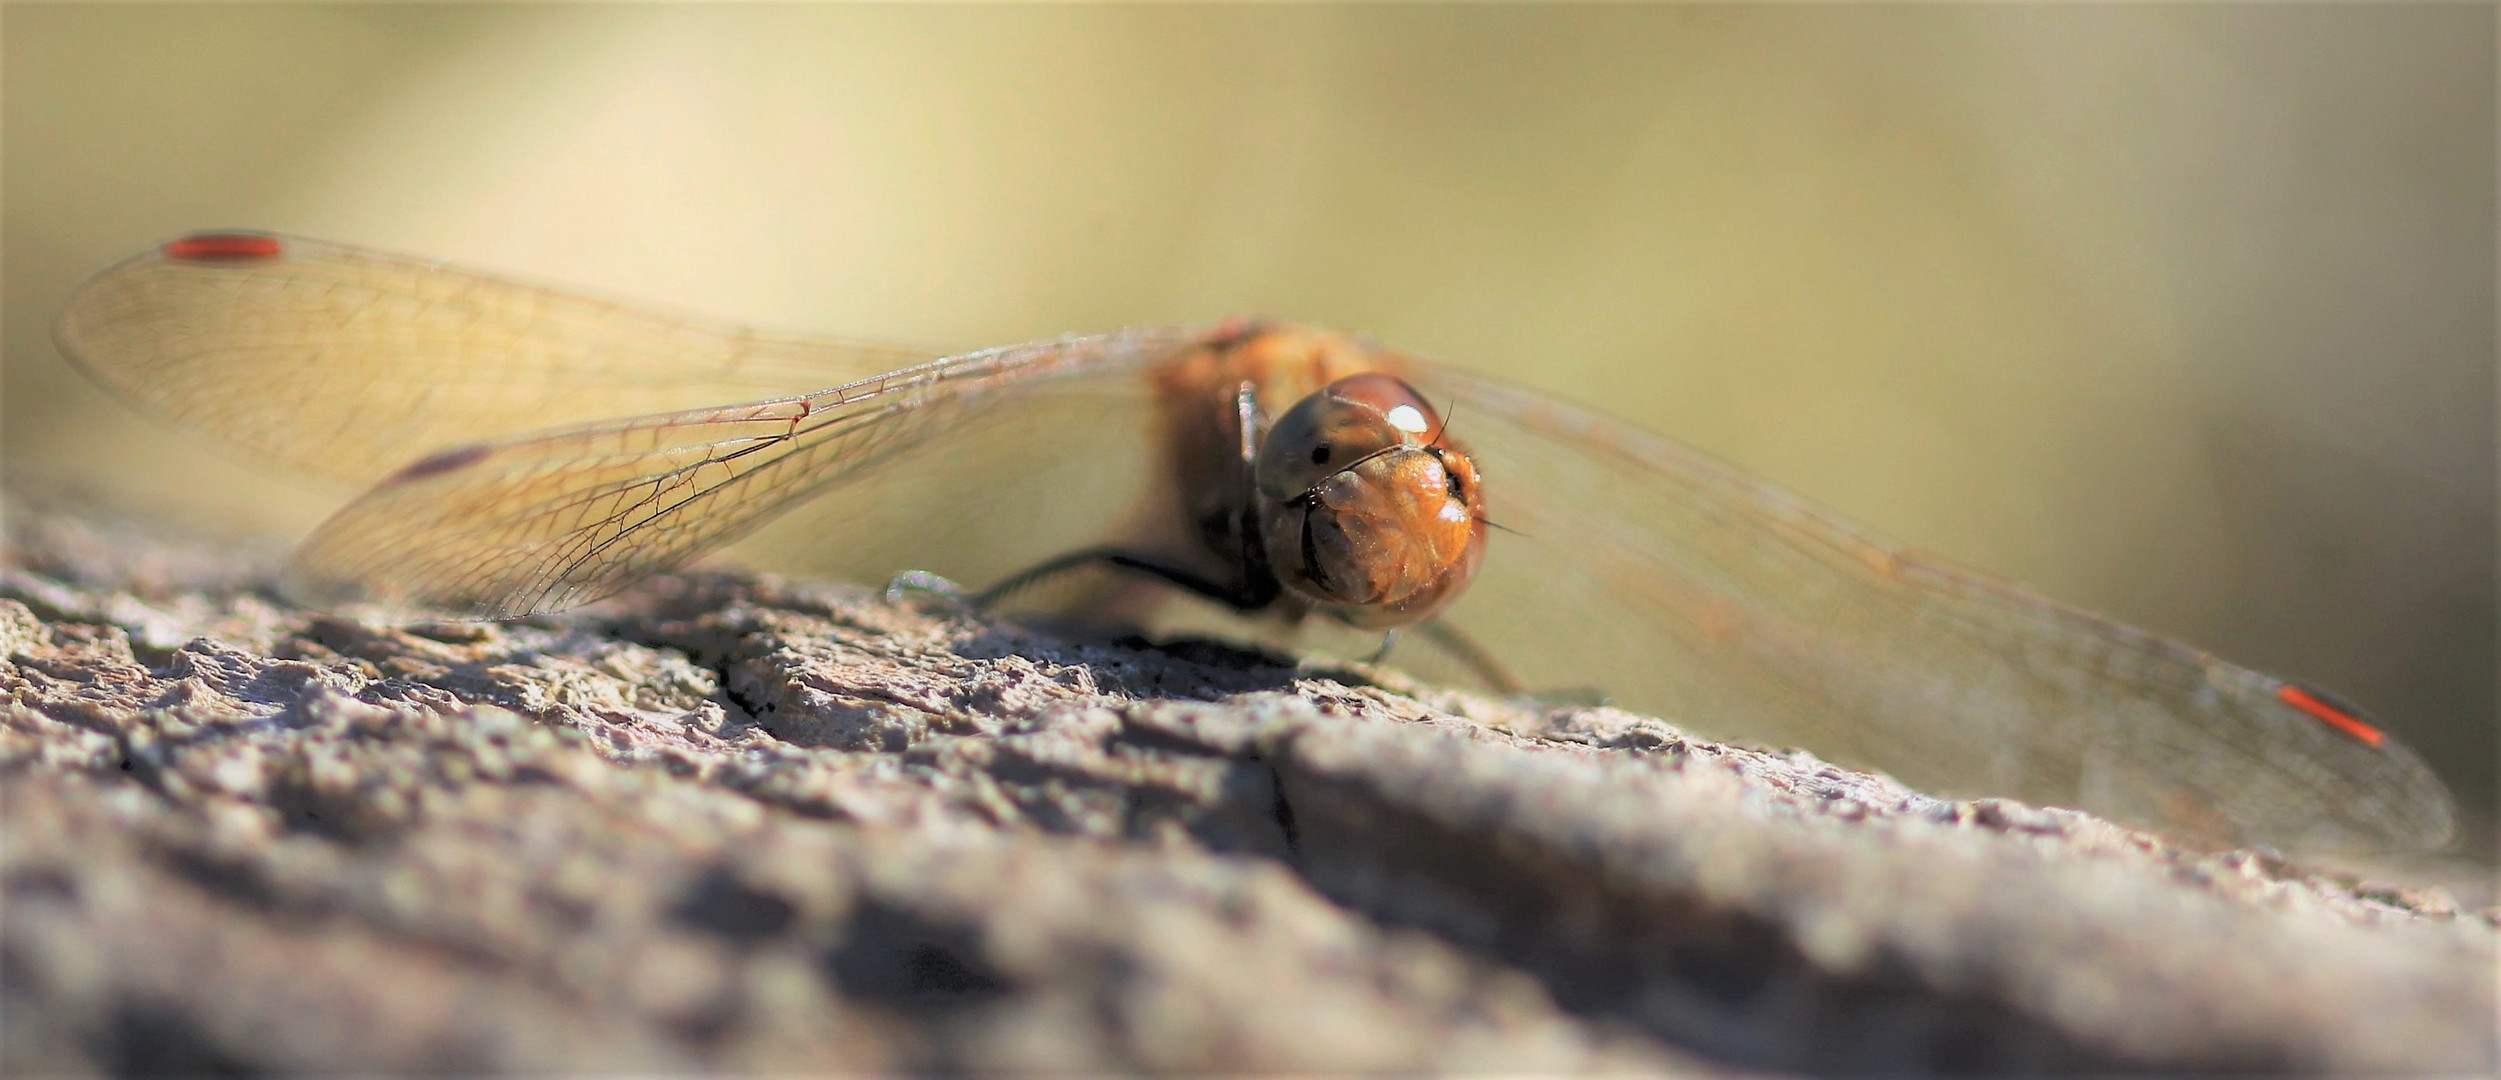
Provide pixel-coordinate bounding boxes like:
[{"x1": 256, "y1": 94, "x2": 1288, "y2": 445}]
[
  {"x1": 1324, "y1": 373, "x2": 1443, "y2": 444},
  {"x1": 1254, "y1": 375, "x2": 1445, "y2": 502}
]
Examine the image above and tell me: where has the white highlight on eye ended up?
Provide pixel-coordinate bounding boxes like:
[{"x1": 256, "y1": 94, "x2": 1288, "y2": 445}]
[{"x1": 1386, "y1": 404, "x2": 1430, "y2": 434}]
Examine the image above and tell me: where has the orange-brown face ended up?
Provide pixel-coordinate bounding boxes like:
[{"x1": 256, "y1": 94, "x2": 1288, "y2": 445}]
[{"x1": 1253, "y1": 372, "x2": 1488, "y2": 629}]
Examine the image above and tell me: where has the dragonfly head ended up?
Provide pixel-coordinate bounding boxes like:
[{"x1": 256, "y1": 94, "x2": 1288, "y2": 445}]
[{"x1": 1254, "y1": 373, "x2": 1488, "y2": 627}]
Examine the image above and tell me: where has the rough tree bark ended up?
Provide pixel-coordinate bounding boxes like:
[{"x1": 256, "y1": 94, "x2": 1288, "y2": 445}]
[{"x1": 1, "y1": 505, "x2": 2491, "y2": 1075}]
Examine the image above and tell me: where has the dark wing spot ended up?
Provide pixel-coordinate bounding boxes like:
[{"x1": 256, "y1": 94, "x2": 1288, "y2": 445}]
[
  {"x1": 385, "y1": 443, "x2": 493, "y2": 485},
  {"x1": 161, "y1": 231, "x2": 284, "y2": 264},
  {"x1": 2276, "y1": 683, "x2": 2388, "y2": 747}
]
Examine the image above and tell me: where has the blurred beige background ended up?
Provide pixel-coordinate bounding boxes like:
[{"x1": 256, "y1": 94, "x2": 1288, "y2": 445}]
[{"x1": 5, "y1": 4, "x2": 2491, "y2": 854}]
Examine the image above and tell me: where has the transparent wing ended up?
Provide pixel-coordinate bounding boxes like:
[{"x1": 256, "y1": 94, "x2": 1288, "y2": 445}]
[
  {"x1": 283, "y1": 328, "x2": 1198, "y2": 620},
  {"x1": 62, "y1": 233, "x2": 2451, "y2": 852},
  {"x1": 1410, "y1": 364, "x2": 2456, "y2": 854},
  {"x1": 54, "y1": 231, "x2": 939, "y2": 487}
]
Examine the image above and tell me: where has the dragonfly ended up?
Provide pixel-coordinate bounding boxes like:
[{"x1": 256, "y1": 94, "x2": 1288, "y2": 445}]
[{"x1": 55, "y1": 231, "x2": 2455, "y2": 856}]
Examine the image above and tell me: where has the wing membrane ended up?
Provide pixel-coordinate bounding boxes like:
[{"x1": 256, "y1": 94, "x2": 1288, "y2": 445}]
[
  {"x1": 1412, "y1": 364, "x2": 2455, "y2": 854},
  {"x1": 61, "y1": 232, "x2": 2452, "y2": 853},
  {"x1": 284, "y1": 329, "x2": 1194, "y2": 618},
  {"x1": 54, "y1": 232, "x2": 939, "y2": 487}
]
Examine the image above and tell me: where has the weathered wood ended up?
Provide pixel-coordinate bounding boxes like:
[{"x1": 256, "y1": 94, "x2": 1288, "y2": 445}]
[{"x1": 2, "y1": 506, "x2": 2490, "y2": 1074}]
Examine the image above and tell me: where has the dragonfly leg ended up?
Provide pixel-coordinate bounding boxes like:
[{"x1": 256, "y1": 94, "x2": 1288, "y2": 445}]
[
  {"x1": 976, "y1": 547, "x2": 1283, "y2": 614},
  {"x1": 1365, "y1": 628, "x2": 1403, "y2": 664},
  {"x1": 1415, "y1": 618, "x2": 1526, "y2": 696}
]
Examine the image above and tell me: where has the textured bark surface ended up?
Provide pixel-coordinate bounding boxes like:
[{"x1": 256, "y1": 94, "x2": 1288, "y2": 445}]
[{"x1": 1, "y1": 506, "x2": 2492, "y2": 1075}]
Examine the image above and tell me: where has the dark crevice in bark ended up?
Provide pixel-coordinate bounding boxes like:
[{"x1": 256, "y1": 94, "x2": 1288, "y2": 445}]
[
  {"x1": 1264, "y1": 759, "x2": 1302, "y2": 859},
  {"x1": 1255, "y1": 761, "x2": 2190, "y2": 1077},
  {"x1": 86, "y1": 1001, "x2": 264, "y2": 1080}
]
